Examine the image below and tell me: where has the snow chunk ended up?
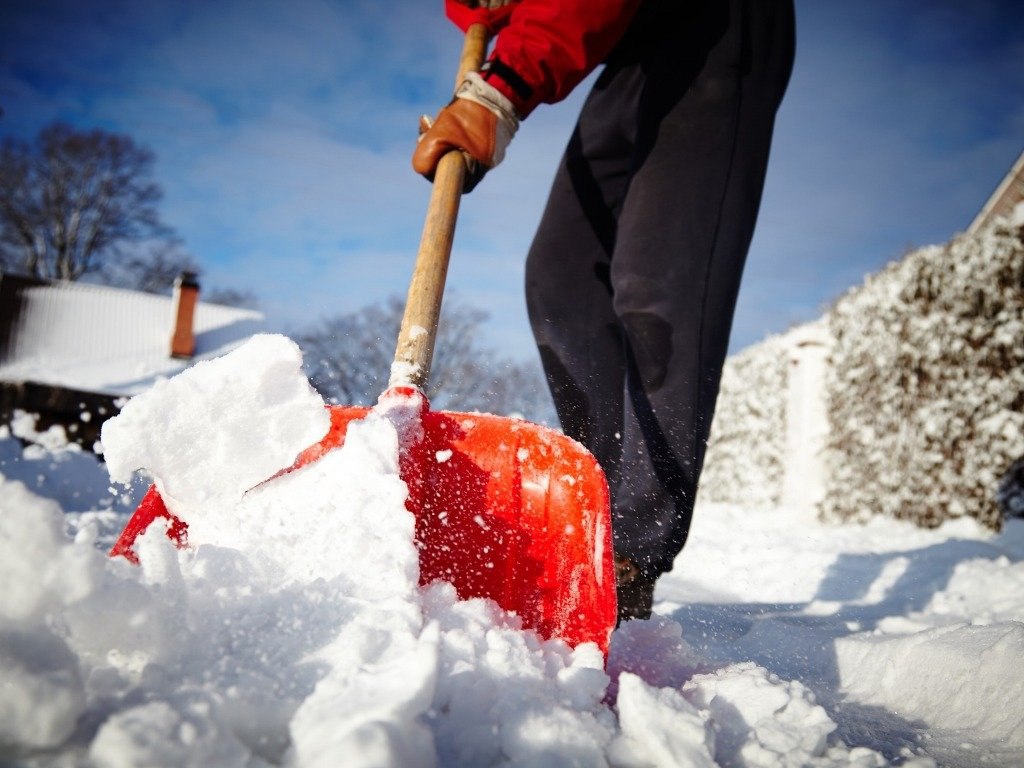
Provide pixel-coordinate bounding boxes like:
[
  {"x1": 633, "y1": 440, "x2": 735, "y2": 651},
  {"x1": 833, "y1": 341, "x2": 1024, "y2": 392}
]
[
  {"x1": 924, "y1": 556, "x2": 1024, "y2": 624},
  {"x1": 611, "y1": 673, "x2": 716, "y2": 767},
  {"x1": 1011, "y1": 200, "x2": 1024, "y2": 228},
  {"x1": 289, "y1": 619, "x2": 438, "y2": 768},
  {"x1": 10, "y1": 409, "x2": 71, "y2": 451},
  {"x1": 180, "y1": 410, "x2": 414, "y2": 588},
  {"x1": 101, "y1": 334, "x2": 329, "y2": 511},
  {"x1": 89, "y1": 695, "x2": 250, "y2": 768},
  {"x1": 421, "y1": 581, "x2": 614, "y2": 767},
  {"x1": 684, "y1": 662, "x2": 838, "y2": 767}
]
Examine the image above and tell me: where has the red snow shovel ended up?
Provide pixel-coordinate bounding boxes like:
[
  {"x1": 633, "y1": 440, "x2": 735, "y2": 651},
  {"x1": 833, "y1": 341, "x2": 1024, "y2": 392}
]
[{"x1": 110, "y1": 24, "x2": 617, "y2": 655}]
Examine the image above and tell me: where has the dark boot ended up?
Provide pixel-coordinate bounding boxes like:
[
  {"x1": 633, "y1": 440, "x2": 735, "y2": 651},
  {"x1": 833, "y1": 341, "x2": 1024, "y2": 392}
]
[{"x1": 615, "y1": 555, "x2": 656, "y2": 624}]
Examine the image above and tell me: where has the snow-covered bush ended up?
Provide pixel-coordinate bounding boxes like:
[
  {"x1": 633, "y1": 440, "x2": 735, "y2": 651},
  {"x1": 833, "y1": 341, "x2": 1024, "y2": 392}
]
[
  {"x1": 822, "y1": 218, "x2": 1024, "y2": 529},
  {"x1": 697, "y1": 334, "x2": 788, "y2": 508}
]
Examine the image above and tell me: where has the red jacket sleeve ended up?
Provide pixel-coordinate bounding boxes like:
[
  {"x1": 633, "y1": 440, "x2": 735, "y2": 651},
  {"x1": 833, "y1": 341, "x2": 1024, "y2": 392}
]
[{"x1": 482, "y1": 1, "x2": 643, "y2": 117}]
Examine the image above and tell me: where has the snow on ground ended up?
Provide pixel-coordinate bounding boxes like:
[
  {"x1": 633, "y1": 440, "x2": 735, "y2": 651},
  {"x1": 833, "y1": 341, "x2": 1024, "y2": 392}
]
[
  {"x1": 0, "y1": 334, "x2": 1021, "y2": 767},
  {"x1": 655, "y1": 504, "x2": 1024, "y2": 767}
]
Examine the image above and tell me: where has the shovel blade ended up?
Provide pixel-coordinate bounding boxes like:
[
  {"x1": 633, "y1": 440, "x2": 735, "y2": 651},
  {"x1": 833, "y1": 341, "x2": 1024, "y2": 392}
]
[
  {"x1": 110, "y1": 401, "x2": 617, "y2": 654},
  {"x1": 403, "y1": 405, "x2": 616, "y2": 654}
]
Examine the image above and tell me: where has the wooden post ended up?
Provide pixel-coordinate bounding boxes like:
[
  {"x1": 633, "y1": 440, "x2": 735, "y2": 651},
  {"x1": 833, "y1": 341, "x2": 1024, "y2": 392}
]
[{"x1": 390, "y1": 23, "x2": 489, "y2": 390}]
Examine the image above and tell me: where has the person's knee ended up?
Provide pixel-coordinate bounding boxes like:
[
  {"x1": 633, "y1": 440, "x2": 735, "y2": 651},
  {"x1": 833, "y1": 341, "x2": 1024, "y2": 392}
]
[{"x1": 620, "y1": 310, "x2": 673, "y2": 392}]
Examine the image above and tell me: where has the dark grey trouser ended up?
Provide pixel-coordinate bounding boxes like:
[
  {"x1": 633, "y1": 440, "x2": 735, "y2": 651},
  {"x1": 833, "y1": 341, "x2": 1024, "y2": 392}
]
[{"x1": 525, "y1": 0, "x2": 795, "y2": 577}]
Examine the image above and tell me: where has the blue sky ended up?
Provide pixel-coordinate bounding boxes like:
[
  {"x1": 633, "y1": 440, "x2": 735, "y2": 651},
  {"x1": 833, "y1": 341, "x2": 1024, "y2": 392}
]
[{"x1": 2, "y1": 0, "x2": 1022, "y2": 361}]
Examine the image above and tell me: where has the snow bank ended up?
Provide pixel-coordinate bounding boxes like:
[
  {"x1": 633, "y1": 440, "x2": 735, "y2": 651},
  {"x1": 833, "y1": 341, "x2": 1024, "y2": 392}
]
[
  {"x1": 660, "y1": 501, "x2": 1024, "y2": 765},
  {"x1": 702, "y1": 217, "x2": 1024, "y2": 530},
  {"x1": 0, "y1": 333, "x2": 919, "y2": 767},
  {"x1": 836, "y1": 545, "x2": 1024, "y2": 751},
  {"x1": 837, "y1": 623, "x2": 1024, "y2": 748}
]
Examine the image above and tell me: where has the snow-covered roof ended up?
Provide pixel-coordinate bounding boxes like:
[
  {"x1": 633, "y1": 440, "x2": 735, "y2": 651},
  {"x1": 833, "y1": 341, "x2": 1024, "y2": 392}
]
[
  {"x1": 968, "y1": 148, "x2": 1024, "y2": 234},
  {"x1": 0, "y1": 274, "x2": 264, "y2": 396}
]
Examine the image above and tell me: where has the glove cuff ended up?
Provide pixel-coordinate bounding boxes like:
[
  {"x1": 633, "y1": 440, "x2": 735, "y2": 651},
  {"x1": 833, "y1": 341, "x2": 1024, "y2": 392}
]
[
  {"x1": 456, "y1": 71, "x2": 520, "y2": 123},
  {"x1": 455, "y1": 71, "x2": 520, "y2": 165}
]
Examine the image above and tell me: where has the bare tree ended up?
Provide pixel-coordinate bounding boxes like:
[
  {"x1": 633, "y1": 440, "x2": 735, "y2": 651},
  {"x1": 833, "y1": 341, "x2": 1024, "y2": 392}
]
[
  {"x1": 296, "y1": 298, "x2": 399, "y2": 407},
  {"x1": 0, "y1": 123, "x2": 167, "y2": 281},
  {"x1": 98, "y1": 239, "x2": 200, "y2": 294},
  {"x1": 295, "y1": 296, "x2": 556, "y2": 424},
  {"x1": 90, "y1": 239, "x2": 259, "y2": 308},
  {"x1": 203, "y1": 286, "x2": 260, "y2": 309}
]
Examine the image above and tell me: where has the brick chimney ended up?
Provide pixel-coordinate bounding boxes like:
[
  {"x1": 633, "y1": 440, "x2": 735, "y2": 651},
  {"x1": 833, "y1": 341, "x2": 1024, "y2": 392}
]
[{"x1": 170, "y1": 271, "x2": 199, "y2": 359}]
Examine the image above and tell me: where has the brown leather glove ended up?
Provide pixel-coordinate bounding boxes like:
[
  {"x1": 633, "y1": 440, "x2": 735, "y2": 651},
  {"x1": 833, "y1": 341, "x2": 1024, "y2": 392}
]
[{"x1": 413, "y1": 72, "x2": 519, "y2": 192}]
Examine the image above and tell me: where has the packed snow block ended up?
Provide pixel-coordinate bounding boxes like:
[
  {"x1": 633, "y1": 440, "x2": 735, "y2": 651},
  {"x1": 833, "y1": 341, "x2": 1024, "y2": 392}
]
[
  {"x1": 823, "y1": 218, "x2": 1024, "y2": 530},
  {"x1": 683, "y1": 661, "x2": 839, "y2": 768},
  {"x1": 101, "y1": 334, "x2": 330, "y2": 512},
  {"x1": 836, "y1": 622, "x2": 1024, "y2": 748}
]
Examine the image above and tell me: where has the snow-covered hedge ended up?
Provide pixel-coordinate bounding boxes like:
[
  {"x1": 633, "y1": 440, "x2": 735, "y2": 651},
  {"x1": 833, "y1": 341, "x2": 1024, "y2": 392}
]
[
  {"x1": 700, "y1": 217, "x2": 1023, "y2": 529},
  {"x1": 822, "y1": 218, "x2": 1024, "y2": 530},
  {"x1": 697, "y1": 334, "x2": 788, "y2": 508}
]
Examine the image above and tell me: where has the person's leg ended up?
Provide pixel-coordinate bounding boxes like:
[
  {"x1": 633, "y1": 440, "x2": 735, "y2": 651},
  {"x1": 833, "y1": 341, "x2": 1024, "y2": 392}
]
[
  {"x1": 525, "y1": 66, "x2": 644, "y2": 494},
  {"x1": 610, "y1": 0, "x2": 795, "y2": 579},
  {"x1": 528, "y1": 0, "x2": 795, "y2": 619}
]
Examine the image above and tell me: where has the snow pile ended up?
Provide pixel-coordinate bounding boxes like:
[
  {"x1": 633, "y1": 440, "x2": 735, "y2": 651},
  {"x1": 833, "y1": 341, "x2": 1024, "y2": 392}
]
[
  {"x1": 824, "y1": 217, "x2": 1024, "y2": 529},
  {"x1": 611, "y1": 619, "x2": 845, "y2": 768},
  {"x1": 0, "y1": 333, "x2": 941, "y2": 767},
  {"x1": 0, "y1": 482, "x2": 95, "y2": 751}
]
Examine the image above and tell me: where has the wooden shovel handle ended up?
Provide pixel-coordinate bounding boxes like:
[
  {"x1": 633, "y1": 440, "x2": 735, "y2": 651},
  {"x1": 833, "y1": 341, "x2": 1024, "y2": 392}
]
[{"x1": 390, "y1": 23, "x2": 490, "y2": 390}]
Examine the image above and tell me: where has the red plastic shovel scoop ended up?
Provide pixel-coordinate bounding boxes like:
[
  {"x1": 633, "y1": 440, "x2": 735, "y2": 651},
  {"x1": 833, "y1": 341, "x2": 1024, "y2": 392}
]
[{"x1": 110, "y1": 24, "x2": 617, "y2": 655}]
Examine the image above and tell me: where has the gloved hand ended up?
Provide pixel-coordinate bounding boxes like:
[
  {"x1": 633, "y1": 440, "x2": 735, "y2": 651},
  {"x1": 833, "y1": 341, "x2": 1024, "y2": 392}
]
[{"x1": 413, "y1": 71, "x2": 520, "y2": 192}]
